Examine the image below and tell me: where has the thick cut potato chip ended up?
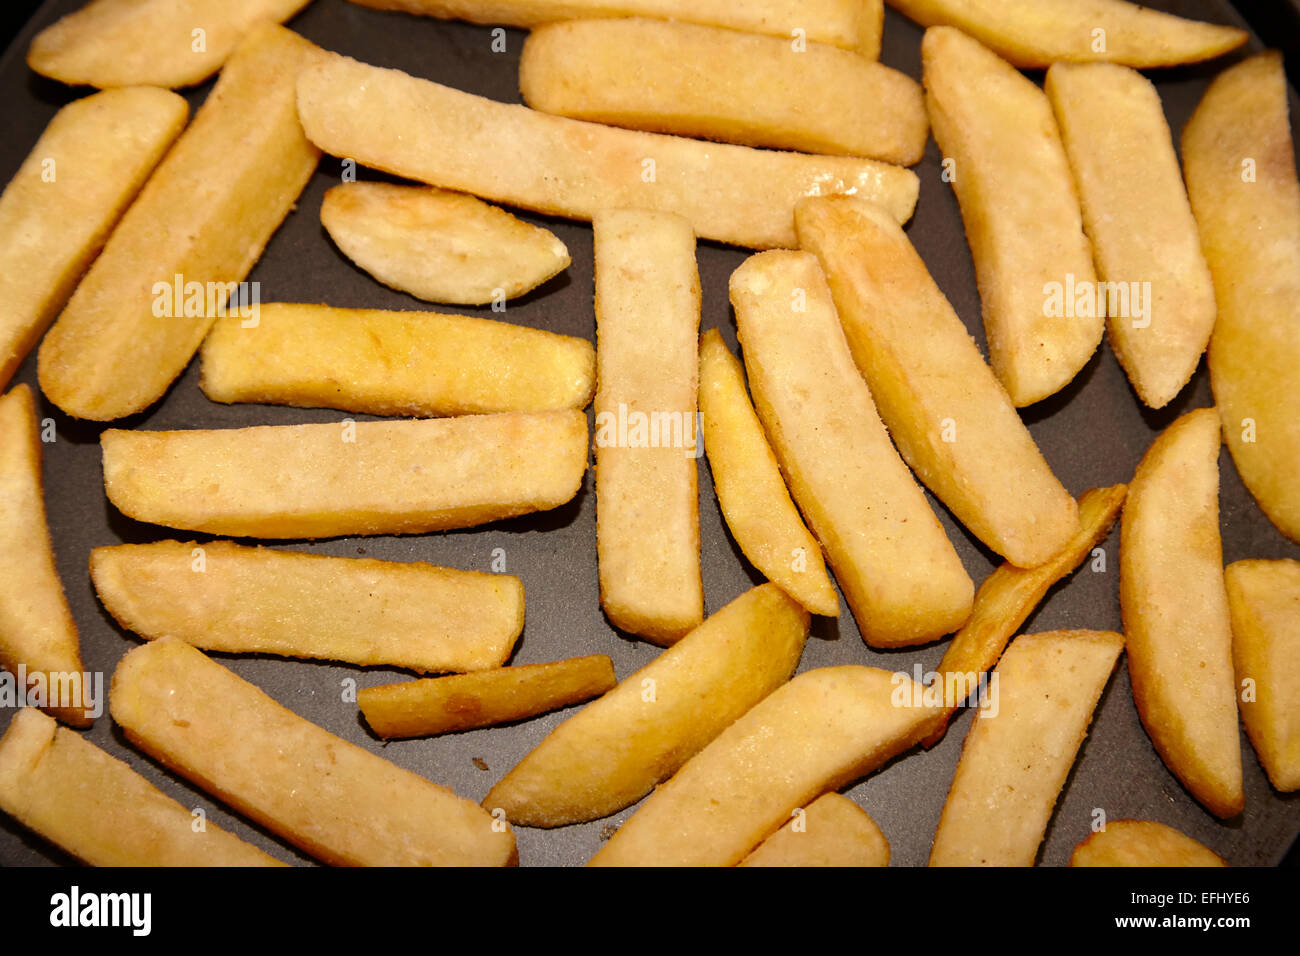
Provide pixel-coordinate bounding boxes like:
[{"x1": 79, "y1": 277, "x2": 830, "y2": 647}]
[
  {"x1": 1070, "y1": 820, "x2": 1227, "y2": 867},
  {"x1": 738, "y1": 794, "x2": 889, "y2": 868}
]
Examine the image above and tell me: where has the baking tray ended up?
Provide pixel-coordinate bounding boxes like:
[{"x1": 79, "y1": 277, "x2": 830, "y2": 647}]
[{"x1": 0, "y1": 0, "x2": 1296, "y2": 867}]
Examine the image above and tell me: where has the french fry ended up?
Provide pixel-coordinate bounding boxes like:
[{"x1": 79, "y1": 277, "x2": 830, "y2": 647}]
[
  {"x1": 929, "y1": 630, "x2": 1124, "y2": 867},
  {"x1": 698, "y1": 330, "x2": 837, "y2": 617},
  {"x1": 738, "y1": 793, "x2": 889, "y2": 868},
  {"x1": 201, "y1": 303, "x2": 595, "y2": 417},
  {"x1": 91, "y1": 540, "x2": 524, "y2": 673},
  {"x1": 1045, "y1": 63, "x2": 1216, "y2": 410},
  {"x1": 1184, "y1": 52, "x2": 1300, "y2": 543},
  {"x1": 797, "y1": 196, "x2": 1079, "y2": 567},
  {"x1": 101, "y1": 410, "x2": 588, "y2": 539},
  {"x1": 731, "y1": 251, "x2": 972, "y2": 647},
  {"x1": 593, "y1": 210, "x2": 702, "y2": 643},
  {"x1": 483, "y1": 584, "x2": 808, "y2": 827},
  {"x1": 295, "y1": 52, "x2": 919, "y2": 250},
  {"x1": 922, "y1": 26, "x2": 1101, "y2": 407},
  {"x1": 0, "y1": 709, "x2": 284, "y2": 867},
  {"x1": 1121, "y1": 408, "x2": 1242, "y2": 819},
  {"x1": 320, "y1": 183, "x2": 571, "y2": 305},
  {"x1": 110, "y1": 638, "x2": 517, "y2": 866},
  {"x1": 1069, "y1": 820, "x2": 1227, "y2": 867},
  {"x1": 886, "y1": 0, "x2": 1245, "y2": 68},
  {"x1": 1224, "y1": 559, "x2": 1300, "y2": 792},
  {"x1": 0, "y1": 88, "x2": 187, "y2": 393},
  {"x1": 589, "y1": 666, "x2": 943, "y2": 866},
  {"x1": 519, "y1": 19, "x2": 925, "y2": 164},
  {"x1": 359, "y1": 655, "x2": 616, "y2": 739},
  {"x1": 37, "y1": 24, "x2": 325, "y2": 422}
]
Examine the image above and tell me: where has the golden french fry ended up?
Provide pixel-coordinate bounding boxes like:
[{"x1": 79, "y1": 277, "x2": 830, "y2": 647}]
[
  {"x1": 359, "y1": 655, "x2": 617, "y2": 739},
  {"x1": 731, "y1": 250, "x2": 972, "y2": 647},
  {"x1": 589, "y1": 666, "x2": 943, "y2": 866},
  {"x1": 519, "y1": 19, "x2": 925, "y2": 164},
  {"x1": 0, "y1": 709, "x2": 284, "y2": 867},
  {"x1": 484, "y1": 584, "x2": 808, "y2": 827},
  {"x1": 738, "y1": 793, "x2": 889, "y2": 868},
  {"x1": 1184, "y1": 52, "x2": 1300, "y2": 543},
  {"x1": 930, "y1": 629, "x2": 1124, "y2": 867},
  {"x1": 1070, "y1": 820, "x2": 1228, "y2": 867},
  {"x1": 101, "y1": 409, "x2": 588, "y2": 539},
  {"x1": 201, "y1": 303, "x2": 595, "y2": 417},
  {"x1": 37, "y1": 24, "x2": 325, "y2": 422},
  {"x1": 923, "y1": 26, "x2": 1101, "y2": 407},
  {"x1": 91, "y1": 540, "x2": 524, "y2": 673},
  {"x1": 1121, "y1": 408, "x2": 1242, "y2": 819},
  {"x1": 295, "y1": 52, "x2": 919, "y2": 250}
]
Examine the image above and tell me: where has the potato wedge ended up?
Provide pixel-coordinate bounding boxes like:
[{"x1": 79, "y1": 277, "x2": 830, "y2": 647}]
[
  {"x1": 0, "y1": 88, "x2": 187, "y2": 392},
  {"x1": 1121, "y1": 408, "x2": 1242, "y2": 819},
  {"x1": 295, "y1": 52, "x2": 919, "y2": 250},
  {"x1": 1045, "y1": 63, "x2": 1216, "y2": 410},
  {"x1": 922, "y1": 26, "x2": 1101, "y2": 407},
  {"x1": 519, "y1": 19, "x2": 925, "y2": 164},
  {"x1": 589, "y1": 665, "x2": 942, "y2": 866},
  {"x1": 359, "y1": 655, "x2": 616, "y2": 739},
  {"x1": 101, "y1": 410, "x2": 588, "y2": 539},
  {"x1": 110, "y1": 638, "x2": 517, "y2": 866},
  {"x1": 320, "y1": 183, "x2": 570, "y2": 305},
  {"x1": 483, "y1": 584, "x2": 808, "y2": 827},
  {"x1": 929, "y1": 629, "x2": 1124, "y2": 867},
  {"x1": 738, "y1": 793, "x2": 889, "y2": 868},
  {"x1": 1184, "y1": 52, "x2": 1300, "y2": 543},
  {"x1": 37, "y1": 24, "x2": 325, "y2": 422},
  {"x1": 886, "y1": 0, "x2": 1245, "y2": 68},
  {"x1": 1070, "y1": 820, "x2": 1227, "y2": 867},
  {"x1": 201, "y1": 303, "x2": 595, "y2": 417},
  {"x1": 731, "y1": 251, "x2": 972, "y2": 647},
  {"x1": 593, "y1": 210, "x2": 702, "y2": 643},
  {"x1": 797, "y1": 196, "x2": 1078, "y2": 567},
  {"x1": 698, "y1": 329, "x2": 837, "y2": 617},
  {"x1": 0, "y1": 709, "x2": 283, "y2": 867},
  {"x1": 91, "y1": 540, "x2": 524, "y2": 674},
  {"x1": 1224, "y1": 559, "x2": 1300, "y2": 792}
]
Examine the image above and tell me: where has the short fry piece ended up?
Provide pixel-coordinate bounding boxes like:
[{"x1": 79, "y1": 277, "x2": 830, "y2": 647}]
[
  {"x1": 110, "y1": 638, "x2": 517, "y2": 866},
  {"x1": 738, "y1": 794, "x2": 889, "y2": 868},
  {"x1": 0, "y1": 709, "x2": 283, "y2": 867},
  {"x1": 101, "y1": 410, "x2": 588, "y2": 539},
  {"x1": 929, "y1": 629, "x2": 1124, "y2": 867},
  {"x1": 201, "y1": 303, "x2": 595, "y2": 417},
  {"x1": 1070, "y1": 820, "x2": 1228, "y2": 868},
  {"x1": 359, "y1": 655, "x2": 616, "y2": 739}
]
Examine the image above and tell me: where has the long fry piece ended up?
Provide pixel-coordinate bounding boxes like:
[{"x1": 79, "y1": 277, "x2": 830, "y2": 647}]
[
  {"x1": 738, "y1": 793, "x2": 890, "y2": 868},
  {"x1": 1070, "y1": 820, "x2": 1227, "y2": 867}
]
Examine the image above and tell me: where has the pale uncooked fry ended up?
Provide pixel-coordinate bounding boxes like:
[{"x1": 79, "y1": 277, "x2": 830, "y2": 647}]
[
  {"x1": 929, "y1": 630, "x2": 1124, "y2": 867},
  {"x1": 738, "y1": 794, "x2": 889, "y2": 868},
  {"x1": 0, "y1": 386, "x2": 89, "y2": 728},
  {"x1": 110, "y1": 638, "x2": 517, "y2": 866},
  {"x1": 589, "y1": 666, "x2": 943, "y2": 866},
  {"x1": 923, "y1": 485, "x2": 1126, "y2": 749},
  {"x1": 1121, "y1": 408, "x2": 1242, "y2": 819},
  {"x1": 519, "y1": 19, "x2": 925, "y2": 164},
  {"x1": 320, "y1": 183, "x2": 571, "y2": 306},
  {"x1": 1070, "y1": 820, "x2": 1227, "y2": 867},
  {"x1": 1184, "y1": 52, "x2": 1300, "y2": 543},
  {"x1": 28, "y1": 0, "x2": 313, "y2": 88},
  {"x1": 101, "y1": 410, "x2": 588, "y2": 539},
  {"x1": 731, "y1": 251, "x2": 972, "y2": 647},
  {"x1": 295, "y1": 52, "x2": 919, "y2": 250},
  {"x1": 359, "y1": 655, "x2": 617, "y2": 738},
  {"x1": 37, "y1": 24, "x2": 325, "y2": 422},
  {"x1": 0, "y1": 88, "x2": 187, "y2": 393},
  {"x1": 922, "y1": 26, "x2": 1101, "y2": 407},
  {"x1": 90, "y1": 540, "x2": 524, "y2": 674},
  {"x1": 201, "y1": 304, "x2": 595, "y2": 416},
  {"x1": 885, "y1": 0, "x2": 1245, "y2": 68},
  {"x1": 698, "y1": 330, "x2": 837, "y2": 617},
  {"x1": 1224, "y1": 559, "x2": 1300, "y2": 792},
  {"x1": 484, "y1": 584, "x2": 808, "y2": 827},
  {"x1": 0, "y1": 709, "x2": 284, "y2": 867},
  {"x1": 797, "y1": 196, "x2": 1078, "y2": 568},
  {"x1": 1045, "y1": 63, "x2": 1216, "y2": 410},
  {"x1": 593, "y1": 210, "x2": 702, "y2": 644}
]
